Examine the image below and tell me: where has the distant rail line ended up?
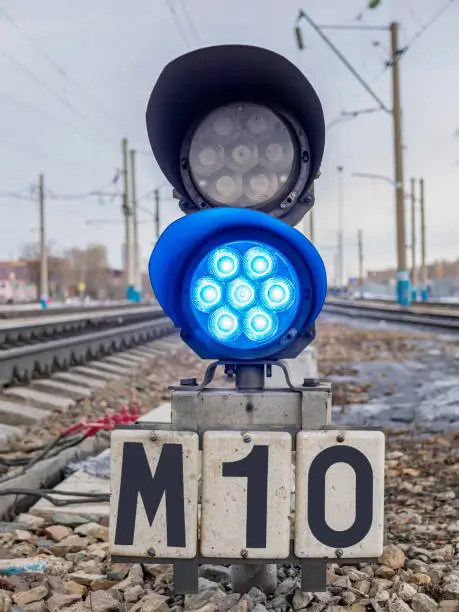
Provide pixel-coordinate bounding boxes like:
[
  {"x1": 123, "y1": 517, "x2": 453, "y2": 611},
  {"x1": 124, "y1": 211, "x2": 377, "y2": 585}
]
[{"x1": 323, "y1": 298, "x2": 459, "y2": 331}]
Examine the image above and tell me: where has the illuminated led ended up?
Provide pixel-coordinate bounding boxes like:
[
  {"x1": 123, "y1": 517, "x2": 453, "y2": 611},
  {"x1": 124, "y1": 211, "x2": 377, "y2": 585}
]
[
  {"x1": 191, "y1": 277, "x2": 222, "y2": 312},
  {"x1": 227, "y1": 278, "x2": 256, "y2": 310},
  {"x1": 244, "y1": 247, "x2": 274, "y2": 279},
  {"x1": 244, "y1": 307, "x2": 277, "y2": 342},
  {"x1": 261, "y1": 278, "x2": 294, "y2": 311},
  {"x1": 208, "y1": 308, "x2": 240, "y2": 341},
  {"x1": 209, "y1": 248, "x2": 240, "y2": 280}
]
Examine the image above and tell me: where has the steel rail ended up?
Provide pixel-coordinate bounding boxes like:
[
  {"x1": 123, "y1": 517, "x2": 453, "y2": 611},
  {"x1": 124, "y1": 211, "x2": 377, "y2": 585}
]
[
  {"x1": 0, "y1": 300, "x2": 155, "y2": 320},
  {"x1": 0, "y1": 317, "x2": 175, "y2": 386},
  {"x1": 322, "y1": 302, "x2": 459, "y2": 331},
  {"x1": 0, "y1": 306, "x2": 163, "y2": 349}
]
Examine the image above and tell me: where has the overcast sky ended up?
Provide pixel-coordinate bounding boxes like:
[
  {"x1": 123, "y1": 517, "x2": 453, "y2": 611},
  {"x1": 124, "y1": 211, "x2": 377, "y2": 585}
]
[{"x1": 1, "y1": 0, "x2": 458, "y2": 282}]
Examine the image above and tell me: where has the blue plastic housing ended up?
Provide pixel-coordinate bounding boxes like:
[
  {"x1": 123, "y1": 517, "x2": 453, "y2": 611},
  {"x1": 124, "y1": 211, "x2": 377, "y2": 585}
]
[{"x1": 148, "y1": 208, "x2": 327, "y2": 360}]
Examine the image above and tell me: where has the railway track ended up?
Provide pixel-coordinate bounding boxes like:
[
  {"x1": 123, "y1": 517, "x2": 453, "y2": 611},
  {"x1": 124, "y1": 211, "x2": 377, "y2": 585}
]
[
  {"x1": 0, "y1": 307, "x2": 174, "y2": 386},
  {"x1": 0, "y1": 305, "x2": 163, "y2": 349},
  {"x1": 323, "y1": 298, "x2": 459, "y2": 331}
]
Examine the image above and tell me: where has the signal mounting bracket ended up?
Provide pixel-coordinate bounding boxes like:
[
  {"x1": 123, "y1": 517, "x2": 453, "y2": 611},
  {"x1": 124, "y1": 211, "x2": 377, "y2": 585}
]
[{"x1": 169, "y1": 359, "x2": 321, "y2": 392}]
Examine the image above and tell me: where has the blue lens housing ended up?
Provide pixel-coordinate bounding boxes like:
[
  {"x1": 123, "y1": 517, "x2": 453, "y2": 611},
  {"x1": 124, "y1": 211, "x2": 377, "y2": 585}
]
[
  {"x1": 190, "y1": 240, "x2": 299, "y2": 349},
  {"x1": 148, "y1": 207, "x2": 327, "y2": 361}
]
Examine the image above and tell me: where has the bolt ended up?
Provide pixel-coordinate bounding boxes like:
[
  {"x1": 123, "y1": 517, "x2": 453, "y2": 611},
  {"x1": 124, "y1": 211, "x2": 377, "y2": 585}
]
[
  {"x1": 336, "y1": 433, "x2": 345, "y2": 443},
  {"x1": 243, "y1": 433, "x2": 252, "y2": 443},
  {"x1": 303, "y1": 378, "x2": 319, "y2": 387},
  {"x1": 335, "y1": 548, "x2": 343, "y2": 558},
  {"x1": 150, "y1": 432, "x2": 157, "y2": 442},
  {"x1": 280, "y1": 201, "x2": 288, "y2": 209},
  {"x1": 241, "y1": 549, "x2": 248, "y2": 559},
  {"x1": 180, "y1": 377, "x2": 198, "y2": 386},
  {"x1": 147, "y1": 547, "x2": 156, "y2": 557}
]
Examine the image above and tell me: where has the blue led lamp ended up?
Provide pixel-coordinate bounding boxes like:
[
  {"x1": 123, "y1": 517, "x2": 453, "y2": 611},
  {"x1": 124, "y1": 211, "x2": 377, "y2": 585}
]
[{"x1": 149, "y1": 208, "x2": 326, "y2": 361}]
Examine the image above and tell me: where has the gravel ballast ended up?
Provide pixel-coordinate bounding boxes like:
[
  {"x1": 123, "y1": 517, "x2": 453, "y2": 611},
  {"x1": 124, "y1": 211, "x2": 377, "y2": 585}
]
[{"x1": 0, "y1": 321, "x2": 457, "y2": 611}]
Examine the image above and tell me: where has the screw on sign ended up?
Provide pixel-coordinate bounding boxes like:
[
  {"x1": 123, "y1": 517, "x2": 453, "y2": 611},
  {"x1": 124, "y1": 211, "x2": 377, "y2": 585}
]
[{"x1": 109, "y1": 45, "x2": 385, "y2": 595}]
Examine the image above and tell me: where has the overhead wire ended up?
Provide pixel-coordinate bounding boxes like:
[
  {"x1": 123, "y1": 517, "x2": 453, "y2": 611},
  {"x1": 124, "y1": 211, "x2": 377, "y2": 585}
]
[
  {"x1": 164, "y1": 0, "x2": 193, "y2": 48},
  {"x1": 403, "y1": 0, "x2": 457, "y2": 53},
  {"x1": 325, "y1": 0, "x2": 456, "y2": 133},
  {"x1": 0, "y1": 47, "x2": 117, "y2": 148},
  {"x1": 0, "y1": 7, "x2": 127, "y2": 138},
  {"x1": 178, "y1": 0, "x2": 201, "y2": 45},
  {"x1": 0, "y1": 90, "x2": 120, "y2": 146}
]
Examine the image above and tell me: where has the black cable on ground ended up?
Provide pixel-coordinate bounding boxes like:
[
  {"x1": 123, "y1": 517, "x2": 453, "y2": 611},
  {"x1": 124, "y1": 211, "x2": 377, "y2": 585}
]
[
  {"x1": 0, "y1": 434, "x2": 87, "y2": 485},
  {"x1": 0, "y1": 488, "x2": 109, "y2": 506}
]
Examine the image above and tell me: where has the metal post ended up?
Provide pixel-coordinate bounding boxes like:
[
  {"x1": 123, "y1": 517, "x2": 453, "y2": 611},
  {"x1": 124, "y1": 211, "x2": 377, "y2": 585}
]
[
  {"x1": 419, "y1": 178, "x2": 428, "y2": 301},
  {"x1": 337, "y1": 166, "x2": 344, "y2": 290},
  {"x1": 390, "y1": 22, "x2": 409, "y2": 306},
  {"x1": 235, "y1": 365, "x2": 265, "y2": 391},
  {"x1": 154, "y1": 189, "x2": 160, "y2": 241},
  {"x1": 38, "y1": 173, "x2": 48, "y2": 308},
  {"x1": 334, "y1": 249, "x2": 339, "y2": 291},
  {"x1": 122, "y1": 138, "x2": 134, "y2": 300},
  {"x1": 358, "y1": 229, "x2": 364, "y2": 299},
  {"x1": 410, "y1": 178, "x2": 417, "y2": 301},
  {"x1": 130, "y1": 150, "x2": 141, "y2": 303}
]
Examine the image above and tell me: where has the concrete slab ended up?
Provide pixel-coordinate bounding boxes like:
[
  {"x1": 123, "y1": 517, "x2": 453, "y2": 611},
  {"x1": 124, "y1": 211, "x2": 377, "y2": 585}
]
[
  {"x1": 153, "y1": 340, "x2": 176, "y2": 351},
  {"x1": 104, "y1": 356, "x2": 140, "y2": 368},
  {"x1": 129, "y1": 348, "x2": 157, "y2": 358},
  {"x1": 87, "y1": 362, "x2": 130, "y2": 375},
  {"x1": 53, "y1": 372, "x2": 106, "y2": 389},
  {"x1": 73, "y1": 366, "x2": 121, "y2": 381},
  {"x1": 0, "y1": 423, "x2": 21, "y2": 445},
  {"x1": 0, "y1": 400, "x2": 51, "y2": 426},
  {"x1": 31, "y1": 379, "x2": 92, "y2": 400},
  {"x1": 138, "y1": 402, "x2": 172, "y2": 423},
  {"x1": 3, "y1": 388, "x2": 73, "y2": 412},
  {"x1": 30, "y1": 466, "x2": 110, "y2": 521},
  {"x1": 117, "y1": 353, "x2": 146, "y2": 364}
]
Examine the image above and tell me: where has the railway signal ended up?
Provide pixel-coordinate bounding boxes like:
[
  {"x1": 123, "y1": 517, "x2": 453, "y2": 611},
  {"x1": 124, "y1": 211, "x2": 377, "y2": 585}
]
[{"x1": 109, "y1": 45, "x2": 385, "y2": 595}]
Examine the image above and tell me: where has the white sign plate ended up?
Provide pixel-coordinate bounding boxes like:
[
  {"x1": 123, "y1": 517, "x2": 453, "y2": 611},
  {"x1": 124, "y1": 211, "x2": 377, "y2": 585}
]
[
  {"x1": 109, "y1": 429, "x2": 199, "y2": 558},
  {"x1": 294, "y1": 430, "x2": 385, "y2": 558},
  {"x1": 200, "y1": 431, "x2": 292, "y2": 559}
]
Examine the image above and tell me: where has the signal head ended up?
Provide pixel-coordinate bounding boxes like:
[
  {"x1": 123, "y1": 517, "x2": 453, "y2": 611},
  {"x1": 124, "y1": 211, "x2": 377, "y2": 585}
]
[
  {"x1": 146, "y1": 45, "x2": 325, "y2": 226},
  {"x1": 149, "y1": 208, "x2": 326, "y2": 361}
]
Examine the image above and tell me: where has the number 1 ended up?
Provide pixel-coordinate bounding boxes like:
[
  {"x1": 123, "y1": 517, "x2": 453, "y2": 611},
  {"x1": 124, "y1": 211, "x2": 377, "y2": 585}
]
[{"x1": 222, "y1": 445, "x2": 269, "y2": 548}]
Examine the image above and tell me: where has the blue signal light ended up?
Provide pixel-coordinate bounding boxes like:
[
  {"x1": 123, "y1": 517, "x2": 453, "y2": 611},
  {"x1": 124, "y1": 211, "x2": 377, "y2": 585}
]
[
  {"x1": 244, "y1": 307, "x2": 277, "y2": 342},
  {"x1": 209, "y1": 248, "x2": 240, "y2": 280},
  {"x1": 189, "y1": 238, "x2": 299, "y2": 349},
  {"x1": 227, "y1": 277, "x2": 256, "y2": 310},
  {"x1": 261, "y1": 277, "x2": 294, "y2": 311},
  {"x1": 191, "y1": 277, "x2": 222, "y2": 312},
  {"x1": 148, "y1": 207, "x2": 327, "y2": 361},
  {"x1": 208, "y1": 307, "x2": 240, "y2": 341},
  {"x1": 244, "y1": 247, "x2": 274, "y2": 280}
]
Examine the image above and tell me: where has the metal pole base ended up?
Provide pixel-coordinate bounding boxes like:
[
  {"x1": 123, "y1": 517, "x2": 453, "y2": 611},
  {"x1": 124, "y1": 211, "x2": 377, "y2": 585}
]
[{"x1": 231, "y1": 563, "x2": 277, "y2": 595}]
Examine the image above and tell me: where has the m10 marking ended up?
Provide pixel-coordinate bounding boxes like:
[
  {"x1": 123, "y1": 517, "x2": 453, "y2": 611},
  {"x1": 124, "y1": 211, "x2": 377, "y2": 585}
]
[
  {"x1": 114, "y1": 442, "x2": 186, "y2": 547},
  {"x1": 109, "y1": 430, "x2": 199, "y2": 559},
  {"x1": 307, "y1": 445, "x2": 374, "y2": 548},
  {"x1": 109, "y1": 429, "x2": 384, "y2": 560},
  {"x1": 223, "y1": 445, "x2": 269, "y2": 548}
]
